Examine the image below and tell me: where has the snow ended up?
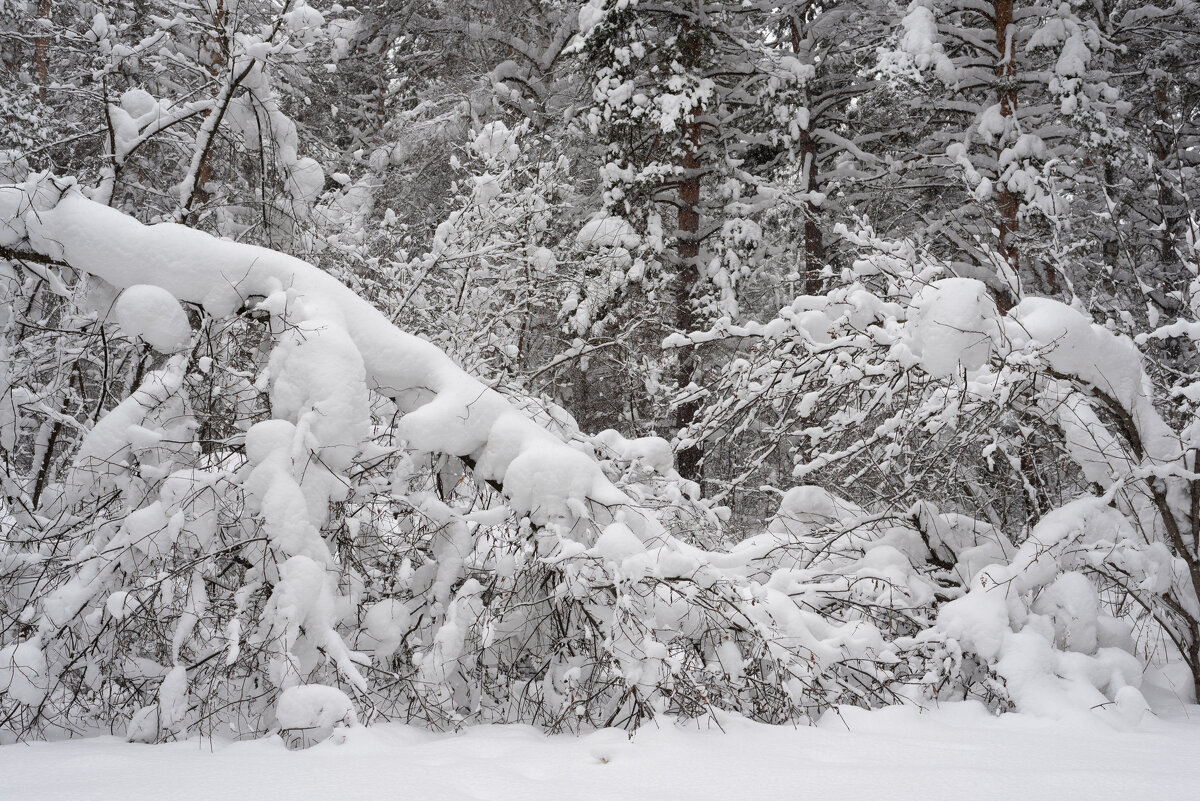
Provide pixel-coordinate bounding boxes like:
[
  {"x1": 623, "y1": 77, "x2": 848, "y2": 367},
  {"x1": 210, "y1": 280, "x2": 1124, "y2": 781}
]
[
  {"x1": 3, "y1": 0, "x2": 1196, "y2": 762},
  {"x1": 113, "y1": 284, "x2": 192, "y2": 353},
  {"x1": 0, "y1": 150, "x2": 28, "y2": 183},
  {"x1": 244, "y1": 419, "x2": 298, "y2": 465},
  {"x1": 591, "y1": 522, "x2": 647, "y2": 566},
  {"x1": 157, "y1": 665, "x2": 189, "y2": 730},
  {"x1": 1008, "y1": 296, "x2": 1179, "y2": 465},
  {"x1": 576, "y1": 215, "x2": 640, "y2": 250},
  {"x1": 1, "y1": 180, "x2": 673, "y2": 547},
  {"x1": 593, "y1": 429, "x2": 675, "y2": 474},
  {"x1": 578, "y1": 0, "x2": 606, "y2": 36},
  {"x1": 473, "y1": 173, "x2": 503, "y2": 206},
  {"x1": 287, "y1": 157, "x2": 325, "y2": 204},
  {"x1": 128, "y1": 664, "x2": 194, "y2": 745},
  {"x1": 902, "y1": 277, "x2": 1000, "y2": 378},
  {"x1": 532, "y1": 246, "x2": 556, "y2": 272},
  {"x1": 978, "y1": 103, "x2": 1009, "y2": 143},
  {"x1": 0, "y1": 638, "x2": 48, "y2": 705},
  {"x1": 119, "y1": 88, "x2": 157, "y2": 120},
  {"x1": 1032, "y1": 572, "x2": 1099, "y2": 654},
  {"x1": 1056, "y1": 34, "x2": 1090, "y2": 79},
  {"x1": 2, "y1": 175, "x2": 1196, "y2": 751},
  {"x1": 472, "y1": 121, "x2": 519, "y2": 163},
  {"x1": 768, "y1": 484, "x2": 868, "y2": 537},
  {"x1": 360, "y1": 599, "x2": 411, "y2": 659},
  {"x1": 275, "y1": 684, "x2": 357, "y2": 731},
  {"x1": 931, "y1": 497, "x2": 1153, "y2": 715},
  {"x1": 105, "y1": 590, "x2": 136, "y2": 621},
  {"x1": 2, "y1": 704, "x2": 1198, "y2": 800},
  {"x1": 62, "y1": 355, "x2": 192, "y2": 504},
  {"x1": 894, "y1": 4, "x2": 957, "y2": 84}
]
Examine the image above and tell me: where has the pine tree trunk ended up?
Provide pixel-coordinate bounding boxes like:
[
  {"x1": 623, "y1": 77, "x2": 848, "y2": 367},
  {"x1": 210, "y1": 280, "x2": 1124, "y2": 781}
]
[
  {"x1": 1192, "y1": 642, "x2": 1200, "y2": 706},
  {"x1": 993, "y1": 0, "x2": 1019, "y2": 311},
  {"x1": 674, "y1": 125, "x2": 704, "y2": 483},
  {"x1": 790, "y1": 19, "x2": 823, "y2": 295},
  {"x1": 800, "y1": 127, "x2": 823, "y2": 295},
  {"x1": 33, "y1": 0, "x2": 52, "y2": 102},
  {"x1": 185, "y1": 0, "x2": 228, "y2": 221},
  {"x1": 673, "y1": 5, "x2": 704, "y2": 484},
  {"x1": 1154, "y1": 87, "x2": 1177, "y2": 264}
]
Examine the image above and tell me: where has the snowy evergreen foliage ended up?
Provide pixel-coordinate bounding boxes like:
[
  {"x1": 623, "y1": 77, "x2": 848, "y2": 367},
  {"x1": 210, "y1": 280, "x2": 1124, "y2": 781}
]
[{"x1": 0, "y1": 0, "x2": 1198, "y2": 746}]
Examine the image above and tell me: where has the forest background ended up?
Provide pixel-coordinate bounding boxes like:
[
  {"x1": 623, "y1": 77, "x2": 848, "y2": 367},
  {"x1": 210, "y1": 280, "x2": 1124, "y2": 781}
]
[{"x1": 0, "y1": 0, "x2": 1198, "y2": 745}]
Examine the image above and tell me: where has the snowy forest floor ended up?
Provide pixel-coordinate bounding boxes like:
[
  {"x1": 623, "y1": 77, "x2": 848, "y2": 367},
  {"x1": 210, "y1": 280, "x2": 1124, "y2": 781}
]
[{"x1": 4, "y1": 698, "x2": 1198, "y2": 800}]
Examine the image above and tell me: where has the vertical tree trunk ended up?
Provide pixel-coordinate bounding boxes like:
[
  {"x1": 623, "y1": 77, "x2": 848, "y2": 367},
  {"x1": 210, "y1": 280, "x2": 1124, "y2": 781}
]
[
  {"x1": 186, "y1": 0, "x2": 228, "y2": 221},
  {"x1": 993, "y1": 0, "x2": 1019, "y2": 311},
  {"x1": 799, "y1": 128, "x2": 824, "y2": 296},
  {"x1": 790, "y1": 19, "x2": 823, "y2": 295},
  {"x1": 1153, "y1": 87, "x2": 1177, "y2": 264},
  {"x1": 33, "y1": 0, "x2": 52, "y2": 102},
  {"x1": 1102, "y1": 162, "x2": 1120, "y2": 268},
  {"x1": 673, "y1": 4, "x2": 704, "y2": 483},
  {"x1": 674, "y1": 122, "x2": 704, "y2": 483},
  {"x1": 1190, "y1": 638, "x2": 1200, "y2": 706}
]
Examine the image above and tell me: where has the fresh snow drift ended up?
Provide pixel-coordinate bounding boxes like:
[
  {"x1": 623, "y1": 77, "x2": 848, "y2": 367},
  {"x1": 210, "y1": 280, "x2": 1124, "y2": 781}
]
[{"x1": 1, "y1": 704, "x2": 1198, "y2": 801}]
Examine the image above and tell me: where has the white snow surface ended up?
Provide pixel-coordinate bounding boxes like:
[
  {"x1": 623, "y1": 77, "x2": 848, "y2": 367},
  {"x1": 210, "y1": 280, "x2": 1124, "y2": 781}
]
[
  {"x1": 578, "y1": 0, "x2": 606, "y2": 36},
  {"x1": 472, "y1": 121, "x2": 519, "y2": 163},
  {"x1": 1, "y1": 703, "x2": 1197, "y2": 801},
  {"x1": 113, "y1": 284, "x2": 192, "y2": 353},
  {"x1": 903, "y1": 277, "x2": 1000, "y2": 378},
  {"x1": 0, "y1": 638, "x2": 48, "y2": 705},
  {"x1": 275, "y1": 684, "x2": 357, "y2": 730},
  {"x1": 895, "y1": 4, "x2": 957, "y2": 84},
  {"x1": 576, "y1": 215, "x2": 640, "y2": 250}
]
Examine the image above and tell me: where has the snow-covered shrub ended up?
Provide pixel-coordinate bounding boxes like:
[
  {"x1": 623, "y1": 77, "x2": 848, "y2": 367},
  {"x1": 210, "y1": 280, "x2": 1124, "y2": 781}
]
[
  {"x1": 2, "y1": 177, "x2": 1198, "y2": 743},
  {"x1": 0, "y1": 179, "x2": 917, "y2": 741},
  {"x1": 684, "y1": 222, "x2": 1200, "y2": 709}
]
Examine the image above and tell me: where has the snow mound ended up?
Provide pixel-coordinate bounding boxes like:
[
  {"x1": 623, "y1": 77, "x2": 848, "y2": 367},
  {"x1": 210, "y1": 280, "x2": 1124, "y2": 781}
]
[
  {"x1": 576, "y1": 216, "x2": 640, "y2": 250},
  {"x1": 1008, "y1": 296, "x2": 1178, "y2": 463},
  {"x1": 361, "y1": 599, "x2": 411, "y2": 659},
  {"x1": 894, "y1": 4, "x2": 957, "y2": 84},
  {"x1": 931, "y1": 498, "x2": 1149, "y2": 716},
  {"x1": 594, "y1": 429, "x2": 675, "y2": 475},
  {"x1": 126, "y1": 665, "x2": 191, "y2": 743},
  {"x1": 276, "y1": 684, "x2": 357, "y2": 747},
  {"x1": 768, "y1": 485, "x2": 868, "y2": 537},
  {"x1": 903, "y1": 277, "x2": 999, "y2": 378},
  {"x1": 114, "y1": 284, "x2": 192, "y2": 353},
  {"x1": 0, "y1": 638, "x2": 48, "y2": 705},
  {"x1": 288, "y1": 157, "x2": 325, "y2": 204},
  {"x1": 578, "y1": 0, "x2": 606, "y2": 36}
]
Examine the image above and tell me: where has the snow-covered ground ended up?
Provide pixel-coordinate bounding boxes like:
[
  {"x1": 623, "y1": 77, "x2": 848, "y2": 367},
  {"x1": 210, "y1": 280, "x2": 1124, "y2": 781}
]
[{"x1": 3, "y1": 701, "x2": 1197, "y2": 801}]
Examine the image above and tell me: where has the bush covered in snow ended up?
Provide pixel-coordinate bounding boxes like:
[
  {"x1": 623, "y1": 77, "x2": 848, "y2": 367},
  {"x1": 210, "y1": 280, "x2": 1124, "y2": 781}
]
[
  {"x1": 0, "y1": 0, "x2": 1198, "y2": 748},
  {"x1": 1, "y1": 178, "x2": 1197, "y2": 746}
]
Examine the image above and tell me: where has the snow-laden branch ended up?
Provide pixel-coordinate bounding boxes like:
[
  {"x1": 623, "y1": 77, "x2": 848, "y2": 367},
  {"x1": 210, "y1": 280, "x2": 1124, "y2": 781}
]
[
  {"x1": 0, "y1": 176, "x2": 931, "y2": 736},
  {"x1": 3, "y1": 180, "x2": 1193, "y2": 736},
  {"x1": 0, "y1": 177, "x2": 673, "y2": 548}
]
